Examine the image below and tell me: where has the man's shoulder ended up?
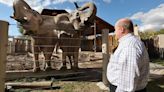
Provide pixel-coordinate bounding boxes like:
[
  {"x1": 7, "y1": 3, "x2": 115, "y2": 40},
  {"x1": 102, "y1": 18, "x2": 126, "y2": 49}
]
[{"x1": 125, "y1": 35, "x2": 143, "y2": 47}]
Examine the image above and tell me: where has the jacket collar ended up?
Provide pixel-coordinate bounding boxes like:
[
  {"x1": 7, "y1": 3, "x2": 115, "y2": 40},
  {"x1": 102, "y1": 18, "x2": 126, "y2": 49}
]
[{"x1": 118, "y1": 33, "x2": 133, "y2": 43}]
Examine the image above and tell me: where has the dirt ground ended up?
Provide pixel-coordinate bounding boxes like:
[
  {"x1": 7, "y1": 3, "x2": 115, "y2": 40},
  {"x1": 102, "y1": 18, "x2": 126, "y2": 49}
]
[
  {"x1": 6, "y1": 52, "x2": 106, "y2": 92},
  {"x1": 6, "y1": 52, "x2": 102, "y2": 71}
]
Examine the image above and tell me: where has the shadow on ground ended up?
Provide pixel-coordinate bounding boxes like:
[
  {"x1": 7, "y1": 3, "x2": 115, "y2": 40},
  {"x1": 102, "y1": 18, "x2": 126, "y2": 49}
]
[{"x1": 148, "y1": 74, "x2": 164, "y2": 92}]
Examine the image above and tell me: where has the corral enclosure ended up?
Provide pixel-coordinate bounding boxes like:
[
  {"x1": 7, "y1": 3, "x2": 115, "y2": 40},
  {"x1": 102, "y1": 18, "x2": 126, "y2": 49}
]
[
  {"x1": 3, "y1": 29, "x2": 116, "y2": 92},
  {"x1": 5, "y1": 19, "x2": 115, "y2": 92},
  {"x1": 5, "y1": 35, "x2": 103, "y2": 92},
  {"x1": 6, "y1": 34, "x2": 117, "y2": 71}
]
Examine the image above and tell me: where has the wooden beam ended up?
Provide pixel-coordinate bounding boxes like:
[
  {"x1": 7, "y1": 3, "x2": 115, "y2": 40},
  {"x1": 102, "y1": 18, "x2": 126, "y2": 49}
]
[
  {"x1": 6, "y1": 68, "x2": 97, "y2": 81},
  {"x1": 102, "y1": 29, "x2": 110, "y2": 86},
  {"x1": 94, "y1": 20, "x2": 97, "y2": 52},
  {"x1": 0, "y1": 20, "x2": 8, "y2": 92},
  {"x1": 5, "y1": 81, "x2": 53, "y2": 88}
]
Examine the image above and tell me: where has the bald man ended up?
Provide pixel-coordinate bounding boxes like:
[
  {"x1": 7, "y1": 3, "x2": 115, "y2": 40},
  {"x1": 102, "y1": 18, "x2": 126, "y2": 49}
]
[{"x1": 107, "y1": 18, "x2": 149, "y2": 92}]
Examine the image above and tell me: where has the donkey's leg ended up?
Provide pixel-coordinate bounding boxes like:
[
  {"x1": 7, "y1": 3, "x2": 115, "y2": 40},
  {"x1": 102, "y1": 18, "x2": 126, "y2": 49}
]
[
  {"x1": 73, "y1": 51, "x2": 79, "y2": 70},
  {"x1": 60, "y1": 51, "x2": 67, "y2": 70},
  {"x1": 33, "y1": 53, "x2": 40, "y2": 72},
  {"x1": 44, "y1": 53, "x2": 52, "y2": 71},
  {"x1": 43, "y1": 47, "x2": 54, "y2": 71},
  {"x1": 31, "y1": 38, "x2": 40, "y2": 72},
  {"x1": 68, "y1": 55, "x2": 73, "y2": 69},
  {"x1": 33, "y1": 47, "x2": 40, "y2": 72}
]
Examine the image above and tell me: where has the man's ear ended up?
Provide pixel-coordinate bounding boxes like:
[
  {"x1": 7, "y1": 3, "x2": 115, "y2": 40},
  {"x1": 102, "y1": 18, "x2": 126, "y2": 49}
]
[{"x1": 120, "y1": 27, "x2": 125, "y2": 33}]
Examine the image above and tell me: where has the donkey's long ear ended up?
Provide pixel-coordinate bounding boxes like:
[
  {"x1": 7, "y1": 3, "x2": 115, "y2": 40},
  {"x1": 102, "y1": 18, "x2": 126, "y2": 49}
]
[
  {"x1": 11, "y1": 0, "x2": 32, "y2": 20},
  {"x1": 13, "y1": 0, "x2": 31, "y2": 9},
  {"x1": 31, "y1": 10, "x2": 42, "y2": 24},
  {"x1": 78, "y1": 2, "x2": 97, "y2": 25},
  {"x1": 74, "y1": 2, "x2": 79, "y2": 9}
]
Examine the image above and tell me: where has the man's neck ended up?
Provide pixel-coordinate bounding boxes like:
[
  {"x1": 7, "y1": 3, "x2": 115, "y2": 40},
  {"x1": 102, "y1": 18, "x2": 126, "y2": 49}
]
[{"x1": 118, "y1": 33, "x2": 132, "y2": 42}]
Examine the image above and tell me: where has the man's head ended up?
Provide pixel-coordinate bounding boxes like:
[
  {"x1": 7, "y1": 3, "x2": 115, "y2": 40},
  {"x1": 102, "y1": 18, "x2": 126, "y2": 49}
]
[{"x1": 114, "y1": 18, "x2": 134, "y2": 40}]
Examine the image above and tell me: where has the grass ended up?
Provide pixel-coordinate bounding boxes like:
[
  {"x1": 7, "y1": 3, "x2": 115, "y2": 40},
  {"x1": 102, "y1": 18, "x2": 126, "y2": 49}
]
[
  {"x1": 8, "y1": 81, "x2": 108, "y2": 92},
  {"x1": 151, "y1": 58, "x2": 164, "y2": 66},
  {"x1": 147, "y1": 77, "x2": 164, "y2": 92},
  {"x1": 8, "y1": 80, "x2": 164, "y2": 92},
  {"x1": 51, "y1": 81, "x2": 107, "y2": 92}
]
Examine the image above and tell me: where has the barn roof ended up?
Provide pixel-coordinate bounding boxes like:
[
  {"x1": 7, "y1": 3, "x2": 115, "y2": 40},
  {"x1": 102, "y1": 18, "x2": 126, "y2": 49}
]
[
  {"x1": 41, "y1": 9, "x2": 114, "y2": 36},
  {"x1": 95, "y1": 16, "x2": 114, "y2": 33},
  {"x1": 41, "y1": 9, "x2": 68, "y2": 16}
]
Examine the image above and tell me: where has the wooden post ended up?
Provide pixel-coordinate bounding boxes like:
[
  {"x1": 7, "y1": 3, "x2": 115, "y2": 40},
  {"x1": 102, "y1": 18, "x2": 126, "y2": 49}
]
[
  {"x1": 102, "y1": 29, "x2": 109, "y2": 86},
  {"x1": 93, "y1": 20, "x2": 97, "y2": 52},
  {"x1": 5, "y1": 81, "x2": 53, "y2": 88},
  {"x1": 13, "y1": 37, "x2": 15, "y2": 54},
  {"x1": 0, "y1": 20, "x2": 9, "y2": 92}
]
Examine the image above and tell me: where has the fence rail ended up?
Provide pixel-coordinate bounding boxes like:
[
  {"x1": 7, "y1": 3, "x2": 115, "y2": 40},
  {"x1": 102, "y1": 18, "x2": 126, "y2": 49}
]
[{"x1": 7, "y1": 35, "x2": 105, "y2": 54}]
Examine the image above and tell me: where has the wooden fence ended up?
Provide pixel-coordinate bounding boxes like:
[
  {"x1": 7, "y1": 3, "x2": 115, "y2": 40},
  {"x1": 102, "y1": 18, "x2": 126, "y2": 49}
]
[
  {"x1": 5, "y1": 28, "x2": 116, "y2": 89},
  {"x1": 142, "y1": 35, "x2": 164, "y2": 59},
  {"x1": 7, "y1": 36, "x2": 31, "y2": 54}
]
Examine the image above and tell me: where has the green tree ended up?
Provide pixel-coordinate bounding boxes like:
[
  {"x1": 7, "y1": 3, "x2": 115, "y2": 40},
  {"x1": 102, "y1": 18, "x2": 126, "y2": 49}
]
[
  {"x1": 157, "y1": 29, "x2": 164, "y2": 34},
  {"x1": 16, "y1": 22, "x2": 24, "y2": 35},
  {"x1": 139, "y1": 29, "x2": 164, "y2": 40},
  {"x1": 19, "y1": 26, "x2": 24, "y2": 35},
  {"x1": 139, "y1": 30, "x2": 157, "y2": 39}
]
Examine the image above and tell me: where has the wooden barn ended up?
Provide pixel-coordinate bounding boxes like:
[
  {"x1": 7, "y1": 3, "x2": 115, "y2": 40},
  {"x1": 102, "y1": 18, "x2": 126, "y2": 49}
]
[{"x1": 80, "y1": 16, "x2": 115, "y2": 52}]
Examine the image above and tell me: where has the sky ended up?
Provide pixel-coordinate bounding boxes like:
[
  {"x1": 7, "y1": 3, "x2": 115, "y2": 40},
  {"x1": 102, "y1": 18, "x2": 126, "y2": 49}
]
[{"x1": 0, "y1": 0, "x2": 164, "y2": 36}]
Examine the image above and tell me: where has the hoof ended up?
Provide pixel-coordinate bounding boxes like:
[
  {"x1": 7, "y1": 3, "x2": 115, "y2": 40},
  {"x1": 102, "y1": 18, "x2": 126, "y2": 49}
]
[
  {"x1": 60, "y1": 66, "x2": 67, "y2": 70},
  {"x1": 33, "y1": 67, "x2": 40, "y2": 72},
  {"x1": 45, "y1": 66, "x2": 53, "y2": 71},
  {"x1": 72, "y1": 67, "x2": 79, "y2": 71}
]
